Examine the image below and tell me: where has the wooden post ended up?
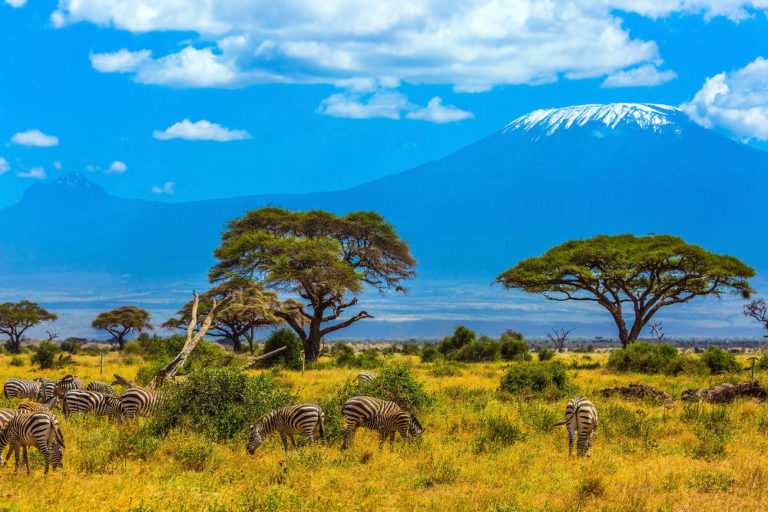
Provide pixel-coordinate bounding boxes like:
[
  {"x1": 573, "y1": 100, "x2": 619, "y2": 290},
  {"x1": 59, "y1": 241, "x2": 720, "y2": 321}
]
[
  {"x1": 301, "y1": 350, "x2": 305, "y2": 377},
  {"x1": 748, "y1": 356, "x2": 759, "y2": 380},
  {"x1": 100, "y1": 352, "x2": 103, "y2": 377}
]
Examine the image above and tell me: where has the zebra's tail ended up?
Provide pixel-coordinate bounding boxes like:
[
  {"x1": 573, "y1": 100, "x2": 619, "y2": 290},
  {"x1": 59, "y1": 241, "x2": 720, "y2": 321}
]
[
  {"x1": 552, "y1": 418, "x2": 570, "y2": 427},
  {"x1": 318, "y1": 411, "x2": 326, "y2": 442},
  {"x1": 54, "y1": 421, "x2": 65, "y2": 449}
]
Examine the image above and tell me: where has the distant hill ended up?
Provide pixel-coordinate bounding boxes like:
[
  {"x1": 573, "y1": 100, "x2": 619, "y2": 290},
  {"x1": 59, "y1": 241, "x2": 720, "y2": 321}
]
[{"x1": 1, "y1": 103, "x2": 766, "y2": 338}]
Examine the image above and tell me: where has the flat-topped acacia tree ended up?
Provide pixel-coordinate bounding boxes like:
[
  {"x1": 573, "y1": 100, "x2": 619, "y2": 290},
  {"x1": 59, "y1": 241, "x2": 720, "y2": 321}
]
[
  {"x1": 0, "y1": 301, "x2": 57, "y2": 353},
  {"x1": 91, "y1": 306, "x2": 153, "y2": 350},
  {"x1": 495, "y1": 234, "x2": 755, "y2": 348},
  {"x1": 210, "y1": 208, "x2": 417, "y2": 361}
]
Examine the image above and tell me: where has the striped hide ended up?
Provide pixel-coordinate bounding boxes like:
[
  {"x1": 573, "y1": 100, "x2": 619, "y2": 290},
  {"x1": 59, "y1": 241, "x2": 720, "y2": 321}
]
[
  {"x1": 0, "y1": 411, "x2": 65, "y2": 473},
  {"x1": 86, "y1": 381, "x2": 116, "y2": 396},
  {"x1": 554, "y1": 397, "x2": 599, "y2": 457},
  {"x1": 248, "y1": 403, "x2": 325, "y2": 454},
  {"x1": 3, "y1": 379, "x2": 41, "y2": 400},
  {"x1": 341, "y1": 396, "x2": 402, "y2": 449},
  {"x1": 62, "y1": 390, "x2": 123, "y2": 418},
  {"x1": 118, "y1": 388, "x2": 159, "y2": 420}
]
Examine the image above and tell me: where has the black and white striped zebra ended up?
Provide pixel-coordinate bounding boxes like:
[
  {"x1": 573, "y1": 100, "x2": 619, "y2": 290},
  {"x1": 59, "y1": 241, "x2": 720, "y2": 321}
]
[
  {"x1": 18, "y1": 396, "x2": 60, "y2": 412},
  {"x1": 62, "y1": 390, "x2": 123, "y2": 418},
  {"x1": 341, "y1": 396, "x2": 402, "y2": 449},
  {"x1": 118, "y1": 388, "x2": 159, "y2": 420},
  {"x1": 247, "y1": 403, "x2": 325, "y2": 454},
  {"x1": 554, "y1": 397, "x2": 598, "y2": 457},
  {"x1": 38, "y1": 381, "x2": 57, "y2": 401},
  {"x1": 3, "y1": 379, "x2": 41, "y2": 400},
  {"x1": 86, "y1": 381, "x2": 116, "y2": 395},
  {"x1": 0, "y1": 408, "x2": 17, "y2": 427},
  {"x1": 355, "y1": 372, "x2": 378, "y2": 383},
  {"x1": 363, "y1": 410, "x2": 424, "y2": 447},
  {"x1": 54, "y1": 375, "x2": 85, "y2": 398},
  {"x1": 0, "y1": 411, "x2": 65, "y2": 473}
]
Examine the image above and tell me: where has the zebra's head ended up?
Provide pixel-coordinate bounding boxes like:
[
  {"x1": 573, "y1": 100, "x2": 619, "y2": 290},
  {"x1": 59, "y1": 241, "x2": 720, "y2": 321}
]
[
  {"x1": 408, "y1": 416, "x2": 424, "y2": 437},
  {"x1": 106, "y1": 396, "x2": 124, "y2": 419},
  {"x1": 247, "y1": 423, "x2": 264, "y2": 454}
]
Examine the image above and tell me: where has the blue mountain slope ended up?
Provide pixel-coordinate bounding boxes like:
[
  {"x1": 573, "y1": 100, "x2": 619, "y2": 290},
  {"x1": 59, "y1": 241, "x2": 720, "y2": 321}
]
[{"x1": 1, "y1": 103, "x2": 766, "y2": 337}]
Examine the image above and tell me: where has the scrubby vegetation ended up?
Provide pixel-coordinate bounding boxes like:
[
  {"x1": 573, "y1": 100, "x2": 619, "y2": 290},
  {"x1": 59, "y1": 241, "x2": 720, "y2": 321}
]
[{"x1": 607, "y1": 342, "x2": 707, "y2": 375}]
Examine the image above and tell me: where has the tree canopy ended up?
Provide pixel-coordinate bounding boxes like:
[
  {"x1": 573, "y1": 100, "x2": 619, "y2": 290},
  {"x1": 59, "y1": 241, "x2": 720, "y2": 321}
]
[
  {"x1": 495, "y1": 234, "x2": 754, "y2": 347},
  {"x1": 0, "y1": 301, "x2": 57, "y2": 353},
  {"x1": 209, "y1": 207, "x2": 416, "y2": 360},
  {"x1": 91, "y1": 306, "x2": 153, "y2": 350},
  {"x1": 163, "y1": 280, "x2": 288, "y2": 353}
]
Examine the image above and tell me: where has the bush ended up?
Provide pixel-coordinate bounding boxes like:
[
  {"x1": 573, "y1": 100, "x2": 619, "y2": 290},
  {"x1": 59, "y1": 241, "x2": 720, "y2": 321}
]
[
  {"x1": 123, "y1": 340, "x2": 144, "y2": 355},
  {"x1": 500, "y1": 337, "x2": 531, "y2": 362},
  {"x1": 700, "y1": 346, "x2": 740, "y2": 374},
  {"x1": 438, "y1": 326, "x2": 476, "y2": 356},
  {"x1": 331, "y1": 342, "x2": 355, "y2": 366},
  {"x1": 453, "y1": 338, "x2": 501, "y2": 362},
  {"x1": 262, "y1": 328, "x2": 303, "y2": 371},
  {"x1": 9, "y1": 355, "x2": 24, "y2": 367},
  {"x1": 401, "y1": 343, "x2": 421, "y2": 356},
  {"x1": 429, "y1": 360, "x2": 462, "y2": 377},
  {"x1": 150, "y1": 367, "x2": 294, "y2": 441},
  {"x1": 338, "y1": 363, "x2": 431, "y2": 412},
  {"x1": 500, "y1": 363, "x2": 568, "y2": 397},
  {"x1": 60, "y1": 339, "x2": 81, "y2": 354},
  {"x1": 30, "y1": 341, "x2": 61, "y2": 369},
  {"x1": 420, "y1": 344, "x2": 440, "y2": 363},
  {"x1": 352, "y1": 349, "x2": 384, "y2": 369},
  {"x1": 537, "y1": 347, "x2": 555, "y2": 362},
  {"x1": 173, "y1": 438, "x2": 216, "y2": 471},
  {"x1": 607, "y1": 342, "x2": 704, "y2": 375}
]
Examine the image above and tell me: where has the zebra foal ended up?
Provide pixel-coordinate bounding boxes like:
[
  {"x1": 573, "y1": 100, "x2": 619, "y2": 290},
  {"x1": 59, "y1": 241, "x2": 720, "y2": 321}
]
[
  {"x1": 554, "y1": 397, "x2": 598, "y2": 457},
  {"x1": 86, "y1": 381, "x2": 116, "y2": 395},
  {"x1": 18, "y1": 396, "x2": 60, "y2": 412},
  {"x1": 364, "y1": 410, "x2": 423, "y2": 447},
  {"x1": 63, "y1": 390, "x2": 123, "y2": 418},
  {"x1": 247, "y1": 403, "x2": 325, "y2": 454},
  {"x1": 0, "y1": 411, "x2": 65, "y2": 473},
  {"x1": 341, "y1": 396, "x2": 402, "y2": 449}
]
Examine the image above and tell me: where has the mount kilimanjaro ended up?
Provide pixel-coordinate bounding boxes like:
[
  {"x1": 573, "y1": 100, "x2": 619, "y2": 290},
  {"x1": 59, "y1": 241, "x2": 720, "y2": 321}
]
[{"x1": 1, "y1": 103, "x2": 766, "y2": 338}]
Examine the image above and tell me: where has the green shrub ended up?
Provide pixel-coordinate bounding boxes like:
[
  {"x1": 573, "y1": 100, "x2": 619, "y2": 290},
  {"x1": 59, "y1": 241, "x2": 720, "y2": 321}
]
[
  {"x1": 420, "y1": 344, "x2": 440, "y2": 363},
  {"x1": 348, "y1": 349, "x2": 384, "y2": 369},
  {"x1": 30, "y1": 341, "x2": 61, "y2": 369},
  {"x1": 452, "y1": 338, "x2": 501, "y2": 362},
  {"x1": 60, "y1": 339, "x2": 81, "y2": 354},
  {"x1": 331, "y1": 342, "x2": 356, "y2": 366},
  {"x1": 150, "y1": 367, "x2": 294, "y2": 441},
  {"x1": 499, "y1": 363, "x2": 568, "y2": 397},
  {"x1": 700, "y1": 346, "x2": 740, "y2": 374},
  {"x1": 338, "y1": 363, "x2": 431, "y2": 412},
  {"x1": 262, "y1": 328, "x2": 303, "y2": 370},
  {"x1": 401, "y1": 343, "x2": 421, "y2": 356},
  {"x1": 438, "y1": 326, "x2": 476, "y2": 356},
  {"x1": 607, "y1": 342, "x2": 703, "y2": 375},
  {"x1": 9, "y1": 355, "x2": 24, "y2": 367},
  {"x1": 429, "y1": 359, "x2": 462, "y2": 377},
  {"x1": 500, "y1": 337, "x2": 531, "y2": 362},
  {"x1": 682, "y1": 403, "x2": 734, "y2": 459},
  {"x1": 173, "y1": 439, "x2": 216, "y2": 471},
  {"x1": 536, "y1": 347, "x2": 555, "y2": 362},
  {"x1": 123, "y1": 340, "x2": 144, "y2": 355}
]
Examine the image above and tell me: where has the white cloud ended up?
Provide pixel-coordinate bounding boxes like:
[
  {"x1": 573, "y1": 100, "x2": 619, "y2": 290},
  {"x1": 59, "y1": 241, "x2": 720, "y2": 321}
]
[
  {"x1": 151, "y1": 182, "x2": 175, "y2": 194},
  {"x1": 5, "y1": 0, "x2": 27, "y2": 7},
  {"x1": 682, "y1": 56, "x2": 768, "y2": 140},
  {"x1": 0, "y1": 157, "x2": 9, "y2": 175},
  {"x1": 317, "y1": 90, "x2": 409, "y2": 120},
  {"x1": 90, "y1": 49, "x2": 151, "y2": 73},
  {"x1": 10, "y1": 129, "x2": 59, "y2": 147},
  {"x1": 601, "y1": 64, "x2": 678, "y2": 87},
  {"x1": 153, "y1": 119, "x2": 251, "y2": 141},
  {"x1": 17, "y1": 167, "x2": 46, "y2": 179},
  {"x1": 106, "y1": 161, "x2": 127, "y2": 174},
  {"x1": 406, "y1": 97, "x2": 475, "y2": 123}
]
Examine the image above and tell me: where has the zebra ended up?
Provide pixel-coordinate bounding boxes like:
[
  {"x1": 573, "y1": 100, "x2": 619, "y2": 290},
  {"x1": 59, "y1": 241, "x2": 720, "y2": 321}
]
[
  {"x1": 247, "y1": 403, "x2": 325, "y2": 454},
  {"x1": 341, "y1": 396, "x2": 402, "y2": 449},
  {"x1": 0, "y1": 408, "x2": 18, "y2": 427},
  {"x1": 62, "y1": 390, "x2": 123, "y2": 419},
  {"x1": 54, "y1": 375, "x2": 85, "y2": 398},
  {"x1": 355, "y1": 372, "x2": 378, "y2": 383},
  {"x1": 3, "y1": 379, "x2": 41, "y2": 400},
  {"x1": 0, "y1": 411, "x2": 65, "y2": 474},
  {"x1": 18, "y1": 396, "x2": 60, "y2": 412},
  {"x1": 38, "y1": 381, "x2": 57, "y2": 402},
  {"x1": 363, "y1": 410, "x2": 424, "y2": 447},
  {"x1": 86, "y1": 381, "x2": 116, "y2": 396},
  {"x1": 553, "y1": 397, "x2": 598, "y2": 457},
  {"x1": 119, "y1": 388, "x2": 159, "y2": 421}
]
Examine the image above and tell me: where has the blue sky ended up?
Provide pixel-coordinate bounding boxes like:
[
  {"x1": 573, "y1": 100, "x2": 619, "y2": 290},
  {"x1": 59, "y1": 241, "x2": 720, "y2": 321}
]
[{"x1": 2, "y1": 1, "x2": 768, "y2": 209}]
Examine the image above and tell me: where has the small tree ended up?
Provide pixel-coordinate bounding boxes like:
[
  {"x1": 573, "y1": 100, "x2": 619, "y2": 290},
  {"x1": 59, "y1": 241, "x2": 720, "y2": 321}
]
[
  {"x1": 744, "y1": 299, "x2": 768, "y2": 337},
  {"x1": 91, "y1": 306, "x2": 153, "y2": 350},
  {"x1": 496, "y1": 234, "x2": 754, "y2": 348},
  {"x1": 210, "y1": 208, "x2": 416, "y2": 361},
  {"x1": 547, "y1": 327, "x2": 573, "y2": 353},
  {"x1": 648, "y1": 321, "x2": 665, "y2": 344},
  {"x1": 0, "y1": 301, "x2": 57, "y2": 353}
]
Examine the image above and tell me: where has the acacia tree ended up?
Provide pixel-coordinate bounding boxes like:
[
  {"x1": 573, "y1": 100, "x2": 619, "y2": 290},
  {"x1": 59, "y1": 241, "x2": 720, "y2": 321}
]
[
  {"x1": 547, "y1": 327, "x2": 573, "y2": 353},
  {"x1": 496, "y1": 234, "x2": 754, "y2": 348},
  {"x1": 163, "y1": 280, "x2": 288, "y2": 353},
  {"x1": 744, "y1": 299, "x2": 768, "y2": 337},
  {"x1": 91, "y1": 306, "x2": 153, "y2": 350},
  {"x1": 210, "y1": 208, "x2": 416, "y2": 361},
  {"x1": 0, "y1": 301, "x2": 57, "y2": 353}
]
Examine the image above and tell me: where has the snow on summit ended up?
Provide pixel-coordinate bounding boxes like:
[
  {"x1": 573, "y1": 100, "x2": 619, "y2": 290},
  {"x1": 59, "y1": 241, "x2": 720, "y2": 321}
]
[{"x1": 504, "y1": 103, "x2": 682, "y2": 136}]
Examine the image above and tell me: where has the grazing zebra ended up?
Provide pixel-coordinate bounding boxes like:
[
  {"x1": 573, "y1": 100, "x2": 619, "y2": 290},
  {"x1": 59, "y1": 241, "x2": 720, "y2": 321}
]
[
  {"x1": 86, "y1": 380, "x2": 116, "y2": 396},
  {"x1": 38, "y1": 381, "x2": 57, "y2": 401},
  {"x1": 18, "y1": 396, "x2": 60, "y2": 412},
  {"x1": 0, "y1": 408, "x2": 18, "y2": 427},
  {"x1": 62, "y1": 390, "x2": 123, "y2": 418},
  {"x1": 554, "y1": 397, "x2": 599, "y2": 457},
  {"x1": 355, "y1": 372, "x2": 378, "y2": 382},
  {"x1": 54, "y1": 375, "x2": 85, "y2": 398},
  {"x1": 341, "y1": 396, "x2": 402, "y2": 449},
  {"x1": 3, "y1": 379, "x2": 41, "y2": 400},
  {"x1": 247, "y1": 403, "x2": 325, "y2": 454},
  {"x1": 119, "y1": 388, "x2": 159, "y2": 420},
  {"x1": 0, "y1": 411, "x2": 65, "y2": 473},
  {"x1": 364, "y1": 410, "x2": 424, "y2": 447}
]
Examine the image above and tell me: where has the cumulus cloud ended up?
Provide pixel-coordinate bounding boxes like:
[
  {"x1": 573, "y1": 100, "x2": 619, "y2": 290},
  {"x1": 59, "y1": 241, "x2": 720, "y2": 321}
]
[
  {"x1": 90, "y1": 49, "x2": 151, "y2": 73},
  {"x1": 682, "y1": 56, "x2": 768, "y2": 140},
  {"x1": 10, "y1": 129, "x2": 59, "y2": 147},
  {"x1": 106, "y1": 161, "x2": 127, "y2": 174},
  {"x1": 0, "y1": 157, "x2": 9, "y2": 175},
  {"x1": 4, "y1": 0, "x2": 27, "y2": 7},
  {"x1": 153, "y1": 119, "x2": 251, "y2": 141},
  {"x1": 17, "y1": 167, "x2": 46, "y2": 179},
  {"x1": 601, "y1": 64, "x2": 678, "y2": 87},
  {"x1": 406, "y1": 97, "x2": 475, "y2": 123},
  {"x1": 151, "y1": 182, "x2": 175, "y2": 194}
]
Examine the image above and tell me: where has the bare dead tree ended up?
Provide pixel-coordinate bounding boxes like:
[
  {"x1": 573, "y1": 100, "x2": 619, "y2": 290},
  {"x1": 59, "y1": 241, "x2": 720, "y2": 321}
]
[
  {"x1": 547, "y1": 327, "x2": 573, "y2": 353},
  {"x1": 240, "y1": 345, "x2": 288, "y2": 370},
  {"x1": 45, "y1": 330, "x2": 59, "y2": 342},
  {"x1": 648, "y1": 321, "x2": 665, "y2": 344},
  {"x1": 744, "y1": 299, "x2": 768, "y2": 337}
]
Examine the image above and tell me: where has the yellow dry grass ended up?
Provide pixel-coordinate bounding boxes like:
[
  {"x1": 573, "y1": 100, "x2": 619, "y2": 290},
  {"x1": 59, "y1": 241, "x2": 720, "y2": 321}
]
[{"x1": 1, "y1": 351, "x2": 767, "y2": 512}]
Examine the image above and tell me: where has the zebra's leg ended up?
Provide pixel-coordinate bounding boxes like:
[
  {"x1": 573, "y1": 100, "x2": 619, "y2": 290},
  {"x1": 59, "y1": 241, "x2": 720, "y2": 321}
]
[
  {"x1": 13, "y1": 441, "x2": 20, "y2": 474},
  {"x1": 279, "y1": 432, "x2": 289, "y2": 454},
  {"x1": 587, "y1": 428, "x2": 596, "y2": 457},
  {"x1": 289, "y1": 435, "x2": 297, "y2": 449},
  {"x1": 39, "y1": 442, "x2": 50, "y2": 474},
  {"x1": 306, "y1": 431, "x2": 315, "y2": 447},
  {"x1": 568, "y1": 429, "x2": 574, "y2": 457},
  {"x1": 342, "y1": 421, "x2": 358, "y2": 450}
]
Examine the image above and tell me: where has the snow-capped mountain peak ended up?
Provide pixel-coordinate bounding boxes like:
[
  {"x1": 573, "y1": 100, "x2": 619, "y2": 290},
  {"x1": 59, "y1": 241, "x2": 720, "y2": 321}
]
[{"x1": 504, "y1": 103, "x2": 683, "y2": 137}]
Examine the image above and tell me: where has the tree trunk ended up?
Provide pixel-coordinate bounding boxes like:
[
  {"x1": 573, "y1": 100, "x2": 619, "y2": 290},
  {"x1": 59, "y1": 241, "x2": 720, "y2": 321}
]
[
  {"x1": 231, "y1": 334, "x2": 243, "y2": 353},
  {"x1": 117, "y1": 335, "x2": 126, "y2": 351},
  {"x1": 7, "y1": 334, "x2": 21, "y2": 353},
  {"x1": 241, "y1": 346, "x2": 288, "y2": 370},
  {"x1": 304, "y1": 316, "x2": 323, "y2": 362}
]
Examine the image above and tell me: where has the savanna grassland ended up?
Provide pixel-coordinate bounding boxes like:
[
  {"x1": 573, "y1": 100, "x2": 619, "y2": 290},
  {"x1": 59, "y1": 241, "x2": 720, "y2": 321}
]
[{"x1": 2, "y1": 349, "x2": 768, "y2": 512}]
